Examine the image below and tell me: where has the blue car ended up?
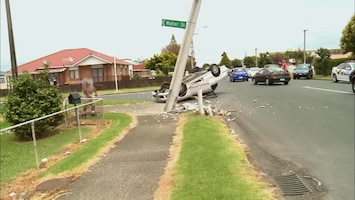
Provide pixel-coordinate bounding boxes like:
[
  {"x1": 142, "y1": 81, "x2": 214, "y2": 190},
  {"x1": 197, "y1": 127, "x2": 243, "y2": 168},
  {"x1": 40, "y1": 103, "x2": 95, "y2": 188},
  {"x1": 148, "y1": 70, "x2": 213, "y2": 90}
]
[
  {"x1": 293, "y1": 64, "x2": 313, "y2": 79},
  {"x1": 229, "y1": 68, "x2": 249, "y2": 82}
]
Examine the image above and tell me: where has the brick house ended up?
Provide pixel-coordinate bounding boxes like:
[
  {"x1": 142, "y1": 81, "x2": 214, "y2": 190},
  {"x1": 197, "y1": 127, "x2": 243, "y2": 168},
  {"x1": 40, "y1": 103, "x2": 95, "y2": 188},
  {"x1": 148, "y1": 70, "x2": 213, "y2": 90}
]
[
  {"x1": 14, "y1": 48, "x2": 131, "y2": 85},
  {"x1": 132, "y1": 64, "x2": 152, "y2": 78}
]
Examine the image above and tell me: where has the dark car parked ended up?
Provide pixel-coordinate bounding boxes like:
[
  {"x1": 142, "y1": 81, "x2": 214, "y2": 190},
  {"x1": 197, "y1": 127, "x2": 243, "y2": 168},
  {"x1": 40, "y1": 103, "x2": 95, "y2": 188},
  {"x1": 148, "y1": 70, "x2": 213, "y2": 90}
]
[
  {"x1": 293, "y1": 63, "x2": 313, "y2": 79},
  {"x1": 350, "y1": 69, "x2": 355, "y2": 93},
  {"x1": 252, "y1": 67, "x2": 291, "y2": 85}
]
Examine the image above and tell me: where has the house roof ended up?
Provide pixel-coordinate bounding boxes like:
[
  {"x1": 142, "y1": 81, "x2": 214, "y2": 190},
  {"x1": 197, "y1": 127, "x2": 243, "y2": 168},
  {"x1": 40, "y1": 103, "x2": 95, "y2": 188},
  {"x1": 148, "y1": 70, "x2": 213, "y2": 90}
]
[
  {"x1": 17, "y1": 48, "x2": 130, "y2": 73},
  {"x1": 132, "y1": 64, "x2": 149, "y2": 72}
]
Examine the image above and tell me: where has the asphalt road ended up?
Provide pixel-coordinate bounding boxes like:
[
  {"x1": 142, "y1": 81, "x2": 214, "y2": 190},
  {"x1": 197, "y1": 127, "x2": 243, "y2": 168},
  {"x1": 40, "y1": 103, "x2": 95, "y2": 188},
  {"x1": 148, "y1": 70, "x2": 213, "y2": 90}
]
[
  {"x1": 99, "y1": 78, "x2": 354, "y2": 199},
  {"x1": 211, "y1": 78, "x2": 354, "y2": 200}
]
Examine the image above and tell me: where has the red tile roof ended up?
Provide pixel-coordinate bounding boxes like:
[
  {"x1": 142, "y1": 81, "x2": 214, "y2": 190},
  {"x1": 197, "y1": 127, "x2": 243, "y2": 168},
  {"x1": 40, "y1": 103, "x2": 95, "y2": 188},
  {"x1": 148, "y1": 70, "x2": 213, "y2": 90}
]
[
  {"x1": 132, "y1": 64, "x2": 149, "y2": 72},
  {"x1": 17, "y1": 48, "x2": 130, "y2": 73}
]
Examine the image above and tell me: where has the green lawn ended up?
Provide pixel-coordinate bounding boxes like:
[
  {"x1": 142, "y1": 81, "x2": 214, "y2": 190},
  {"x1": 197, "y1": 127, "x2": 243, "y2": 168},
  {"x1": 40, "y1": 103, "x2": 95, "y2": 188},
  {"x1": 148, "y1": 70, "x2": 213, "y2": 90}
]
[
  {"x1": 42, "y1": 113, "x2": 132, "y2": 176},
  {"x1": 0, "y1": 118, "x2": 11, "y2": 129},
  {"x1": 0, "y1": 126, "x2": 92, "y2": 184},
  {"x1": 0, "y1": 113, "x2": 132, "y2": 184},
  {"x1": 171, "y1": 115, "x2": 273, "y2": 200}
]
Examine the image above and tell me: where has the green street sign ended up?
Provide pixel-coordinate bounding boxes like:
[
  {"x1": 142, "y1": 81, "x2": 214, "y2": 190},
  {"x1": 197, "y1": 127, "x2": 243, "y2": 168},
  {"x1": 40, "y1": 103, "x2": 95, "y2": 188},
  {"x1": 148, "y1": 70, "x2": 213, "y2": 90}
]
[{"x1": 162, "y1": 19, "x2": 186, "y2": 29}]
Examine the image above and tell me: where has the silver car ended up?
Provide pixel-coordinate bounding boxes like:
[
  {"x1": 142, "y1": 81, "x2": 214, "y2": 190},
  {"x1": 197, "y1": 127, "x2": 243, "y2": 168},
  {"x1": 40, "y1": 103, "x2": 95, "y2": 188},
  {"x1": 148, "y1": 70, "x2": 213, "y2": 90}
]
[{"x1": 152, "y1": 64, "x2": 229, "y2": 102}]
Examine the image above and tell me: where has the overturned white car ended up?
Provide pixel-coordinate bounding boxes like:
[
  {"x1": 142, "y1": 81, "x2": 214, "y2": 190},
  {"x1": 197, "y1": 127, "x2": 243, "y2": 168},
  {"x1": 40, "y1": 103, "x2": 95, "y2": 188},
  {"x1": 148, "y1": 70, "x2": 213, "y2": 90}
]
[{"x1": 152, "y1": 64, "x2": 229, "y2": 102}]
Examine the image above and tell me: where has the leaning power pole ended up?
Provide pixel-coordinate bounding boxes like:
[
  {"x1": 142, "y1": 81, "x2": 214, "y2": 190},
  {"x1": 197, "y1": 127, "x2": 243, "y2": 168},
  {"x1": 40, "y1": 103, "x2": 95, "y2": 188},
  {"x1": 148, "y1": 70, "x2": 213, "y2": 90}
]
[
  {"x1": 164, "y1": 0, "x2": 202, "y2": 112},
  {"x1": 5, "y1": 0, "x2": 18, "y2": 79}
]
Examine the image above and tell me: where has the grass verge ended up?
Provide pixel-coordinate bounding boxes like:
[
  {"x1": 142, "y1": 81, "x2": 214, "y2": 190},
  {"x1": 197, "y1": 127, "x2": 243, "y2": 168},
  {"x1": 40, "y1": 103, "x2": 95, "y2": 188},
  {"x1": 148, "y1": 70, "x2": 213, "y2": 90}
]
[
  {"x1": 170, "y1": 115, "x2": 273, "y2": 200},
  {"x1": 42, "y1": 113, "x2": 132, "y2": 177},
  {"x1": 313, "y1": 75, "x2": 332, "y2": 80}
]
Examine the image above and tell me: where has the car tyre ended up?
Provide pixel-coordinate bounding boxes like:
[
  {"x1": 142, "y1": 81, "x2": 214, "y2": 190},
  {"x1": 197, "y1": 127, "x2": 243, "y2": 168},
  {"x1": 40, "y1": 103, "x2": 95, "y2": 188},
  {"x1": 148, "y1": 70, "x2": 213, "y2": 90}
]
[
  {"x1": 307, "y1": 74, "x2": 311, "y2": 79},
  {"x1": 352, "y1": 79, "x2": 355, "y2": 93},
  {"x1": 209, "y1": 64, "x2": 221, "y2": 77},
  {"x1": 332, "y1": 74, "x2": 338, "y2": 83},
  {"x1": 160, "y1": 82, "x2": 170, "y2": 91},
  {"x1": 265, "y1": 78, "x2": 270, "y2": 85},
  {"x1": 178, "y1": 83, "x2": 187, "y2": 97},
  {"x1": 252, "y1": 78, "x2": 257, "y2": 85},
  {"x1": 211, "y1": 83, "x2": 218, "y2": 91},
  {"x1": 284, "y1": 81, "x2": 289, "y2": 85}
]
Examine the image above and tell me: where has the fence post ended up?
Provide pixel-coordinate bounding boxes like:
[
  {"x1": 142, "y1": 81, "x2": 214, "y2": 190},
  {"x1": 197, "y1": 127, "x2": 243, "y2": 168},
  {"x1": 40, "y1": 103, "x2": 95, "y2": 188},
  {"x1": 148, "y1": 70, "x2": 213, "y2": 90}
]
[
  {"x1": 63, "y1": 98, "x2": 69, "y2": 128},
  {"x1": 75, "y1": 107, "x2": 82, "y2": 141},
  {"x1": 198, "y1": 87, "x2": 204, "y2": 115},
  {"x1": 31, "y1": 122, "x2": 40, "y2": 170},
  {"x1": 101, "y1": 99, "x2": 104, "y2": 128}
]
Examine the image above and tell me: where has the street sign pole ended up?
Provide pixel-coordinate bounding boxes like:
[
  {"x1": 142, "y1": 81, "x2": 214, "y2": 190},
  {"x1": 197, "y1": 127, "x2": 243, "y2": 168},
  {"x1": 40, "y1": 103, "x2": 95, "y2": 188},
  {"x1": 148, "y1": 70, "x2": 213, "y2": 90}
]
[{"x1": 164, "y1": 0, "x2": 202, "y2": 112}]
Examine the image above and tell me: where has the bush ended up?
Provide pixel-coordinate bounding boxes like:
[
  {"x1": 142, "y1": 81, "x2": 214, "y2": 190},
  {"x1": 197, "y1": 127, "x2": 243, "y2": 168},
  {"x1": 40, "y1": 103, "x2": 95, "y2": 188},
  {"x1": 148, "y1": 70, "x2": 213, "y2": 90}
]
[
  {"x1": 4, "y1": 72, "x2": 64, "y2": 140},
  {"x1": 314, "y1": 57, "x2": 354, "y2": 76}
]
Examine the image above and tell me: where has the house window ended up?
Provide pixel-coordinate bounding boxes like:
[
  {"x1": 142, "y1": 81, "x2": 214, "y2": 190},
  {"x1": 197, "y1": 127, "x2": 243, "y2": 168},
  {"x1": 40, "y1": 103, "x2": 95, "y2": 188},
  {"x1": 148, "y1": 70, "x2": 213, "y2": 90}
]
[
  {"x1": 70, "y1": 67, "x2": 79, "y2": 79},
  {"x1": 92, "y1": 68, "x2": 104, "y2": 83}
]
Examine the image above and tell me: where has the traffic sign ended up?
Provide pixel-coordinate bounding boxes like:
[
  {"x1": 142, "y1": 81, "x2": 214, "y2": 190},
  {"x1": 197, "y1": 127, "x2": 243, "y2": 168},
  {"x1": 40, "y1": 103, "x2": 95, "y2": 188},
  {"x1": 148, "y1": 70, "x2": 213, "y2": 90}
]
[{"x1": 162, "y1": 19, "x2": 186, "y2": 29}]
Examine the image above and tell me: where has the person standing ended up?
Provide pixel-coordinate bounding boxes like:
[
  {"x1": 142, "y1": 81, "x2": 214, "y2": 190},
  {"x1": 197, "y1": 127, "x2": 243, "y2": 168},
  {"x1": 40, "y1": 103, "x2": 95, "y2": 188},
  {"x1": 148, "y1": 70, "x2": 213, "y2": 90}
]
[
  {"x1": 82, "y1": 70, "x2": 98, "y2": 117},
  {"x1": 281, "y1": 60, "x2": 288, "y2": 71},
  {"x1": 53, "y1": 76, "x2": 57, "y2": 86}
]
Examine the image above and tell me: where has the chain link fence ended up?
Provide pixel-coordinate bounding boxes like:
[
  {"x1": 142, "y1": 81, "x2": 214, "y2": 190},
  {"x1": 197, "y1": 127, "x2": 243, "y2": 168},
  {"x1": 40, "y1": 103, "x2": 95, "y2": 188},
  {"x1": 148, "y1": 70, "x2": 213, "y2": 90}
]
[{"x1": 0, "y1": 97, "x2": 103, "y2": 185}]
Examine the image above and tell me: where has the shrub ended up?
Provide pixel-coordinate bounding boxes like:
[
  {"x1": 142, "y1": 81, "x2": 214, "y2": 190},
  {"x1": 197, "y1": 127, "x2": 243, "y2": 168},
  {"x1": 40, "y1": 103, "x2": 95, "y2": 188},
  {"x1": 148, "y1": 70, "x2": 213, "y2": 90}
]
[{"x1": 4, "y1": 72, "x2": 64, "y2": 140}]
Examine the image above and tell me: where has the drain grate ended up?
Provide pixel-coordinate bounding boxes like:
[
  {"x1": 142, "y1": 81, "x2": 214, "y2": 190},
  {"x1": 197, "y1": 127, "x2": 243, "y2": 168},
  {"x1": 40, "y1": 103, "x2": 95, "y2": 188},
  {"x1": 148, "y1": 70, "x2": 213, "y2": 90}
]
[{"x1": 274, "y1": 174, "x2": 314, "y2": 196}]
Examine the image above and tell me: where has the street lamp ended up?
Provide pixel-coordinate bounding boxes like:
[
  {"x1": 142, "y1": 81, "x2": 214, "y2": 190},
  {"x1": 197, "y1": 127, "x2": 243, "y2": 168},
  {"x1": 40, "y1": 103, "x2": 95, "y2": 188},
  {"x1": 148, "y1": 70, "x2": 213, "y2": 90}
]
[
  {"x1": 303, "y1": 29, "x2": 308, "y2": 64},
  {"x1": 255, "y1": 48, "x2": 258, "y2": 67},
  {"x1": 191, "y1": 26, "x2": 207, "y2": 68}
]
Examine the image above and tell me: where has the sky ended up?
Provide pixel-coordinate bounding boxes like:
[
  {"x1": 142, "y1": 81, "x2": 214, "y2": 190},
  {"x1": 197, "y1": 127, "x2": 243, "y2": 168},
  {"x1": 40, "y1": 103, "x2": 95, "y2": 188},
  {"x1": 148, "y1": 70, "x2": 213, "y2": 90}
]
[{"x1": 1, "y1": 0, "x2": 354, "y2": 72}]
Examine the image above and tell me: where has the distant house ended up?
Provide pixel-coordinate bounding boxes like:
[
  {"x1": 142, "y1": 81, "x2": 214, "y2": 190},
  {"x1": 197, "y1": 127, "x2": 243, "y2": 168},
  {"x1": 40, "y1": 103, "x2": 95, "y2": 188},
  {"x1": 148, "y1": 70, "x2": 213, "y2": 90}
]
[
  {"x1": 0, "y1": 71, "x2": 9, "y2": 89},
  {"x1": 132, "y1": 64, "x2": 152, "y2": 78},
  {"x1": 12, "y1": 48, "x2": 131, "y2": 85}
]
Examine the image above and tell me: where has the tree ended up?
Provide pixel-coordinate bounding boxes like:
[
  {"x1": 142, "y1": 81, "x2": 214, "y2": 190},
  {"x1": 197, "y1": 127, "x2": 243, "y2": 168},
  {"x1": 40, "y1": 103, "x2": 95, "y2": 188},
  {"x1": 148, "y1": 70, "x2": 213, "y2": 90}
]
[
  {"x1": 219, "y1": 52, "x2": 232, "y2": 68},
  {"x1": 4, "y1": 65, "x2": 64, "y2": 140},
  {"x1": 144, "y1": 52, "x2": 177, "y2": 75},
  {"x1": 258, "y1": 53, "x2": 273, "y2": 67},
  {"x1": 231, "y1": 59, "x2": 243, "y2": 67},
  {"x1": 243, "y1": 56, "x2": 255, "y2": 67},
  {"x1": 162, "y1": 34, "x2": 180, "y2": 55},
  {"x1": 340, "y1": 14, "x2": 355, "y2": 56},
  {"x1": 284, "y1": 49, "x2": 305, "y2": 64},
  {"x1": 271, "y1": 52, "x2": 286, "y2": 64},
  {"x1": 314, "y1": 48, "x2": 331, "y2": 76}
]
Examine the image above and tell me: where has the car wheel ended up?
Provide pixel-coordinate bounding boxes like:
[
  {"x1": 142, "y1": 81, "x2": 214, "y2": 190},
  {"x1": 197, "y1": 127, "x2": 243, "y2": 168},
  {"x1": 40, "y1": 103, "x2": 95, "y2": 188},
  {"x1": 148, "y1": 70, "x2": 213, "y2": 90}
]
[
  {"x1": 352, "y1": 79, "x2": 355, "y2": 93},
  {"x1": 265, "y1": 78, "x2": 270, "y2": 85},
  {"x1": 209, "y1": 64, "x2": 221, "y2": 77},
  {"x1": 178, "y1": 83, "x2": 187, "y2": 97},
  {"x1": 284, "y1": 81, "x2": 289, "y2": 85},
  {"x1": 211, "y1": 83, "x2": 218, "y2": 91},
  {"x1": 307, "y1": 74, "x2": 311, "y2": 79},
  {"x1": 252, "y1": 78, "x2": 257, "y2": 85},
  {"x1": 160, "y1": 82, "x2": 170, "y2": 91},
  {"x1": 332, "y1": 74, "x2": 338, "y2": 83}
]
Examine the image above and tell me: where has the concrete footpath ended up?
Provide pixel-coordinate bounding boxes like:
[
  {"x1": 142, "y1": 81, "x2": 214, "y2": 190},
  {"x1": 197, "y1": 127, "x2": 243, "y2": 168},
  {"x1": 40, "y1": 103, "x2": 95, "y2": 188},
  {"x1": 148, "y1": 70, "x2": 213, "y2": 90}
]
[{"x1": 58, "y1": 105, "x2": 177, "y2": 200}]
